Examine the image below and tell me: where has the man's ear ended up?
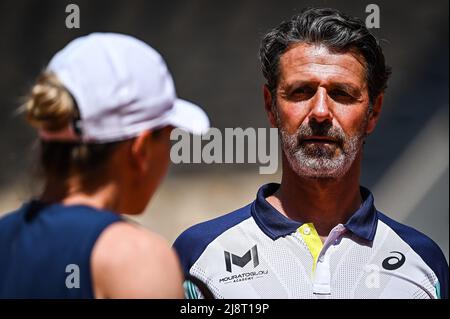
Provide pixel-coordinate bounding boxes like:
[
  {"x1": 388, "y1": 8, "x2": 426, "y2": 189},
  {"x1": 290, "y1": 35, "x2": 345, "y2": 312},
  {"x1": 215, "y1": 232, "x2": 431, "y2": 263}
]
[
  {"x1": 130, "y1": 131, "x2": 153, "y2": 173},
  {"x1": 263, "y1": 85, "x2": 277, "y2": 128},
  {"x1": 366, "y1": 94, "x2": 384, "y2": 135}
]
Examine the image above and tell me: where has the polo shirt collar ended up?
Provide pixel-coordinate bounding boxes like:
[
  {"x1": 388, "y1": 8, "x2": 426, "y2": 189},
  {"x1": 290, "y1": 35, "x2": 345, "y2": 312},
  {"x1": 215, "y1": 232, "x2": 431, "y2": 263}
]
[{"x1": 251, "y1": 183, "x2": 378, "y2": 241}]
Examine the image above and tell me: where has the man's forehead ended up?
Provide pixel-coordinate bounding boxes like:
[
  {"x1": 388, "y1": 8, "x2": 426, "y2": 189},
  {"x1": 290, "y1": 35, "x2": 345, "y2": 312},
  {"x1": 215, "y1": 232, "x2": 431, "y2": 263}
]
[{"x1": 279, "y1": 43, "x2": 367, "y2": 86}]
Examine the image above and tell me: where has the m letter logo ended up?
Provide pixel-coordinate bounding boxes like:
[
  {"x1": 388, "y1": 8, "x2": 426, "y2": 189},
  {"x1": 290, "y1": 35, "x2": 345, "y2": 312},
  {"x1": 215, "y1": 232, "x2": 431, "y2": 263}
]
[{"x1": 224, "y1": 245, "x2": 259, "y2": 272}]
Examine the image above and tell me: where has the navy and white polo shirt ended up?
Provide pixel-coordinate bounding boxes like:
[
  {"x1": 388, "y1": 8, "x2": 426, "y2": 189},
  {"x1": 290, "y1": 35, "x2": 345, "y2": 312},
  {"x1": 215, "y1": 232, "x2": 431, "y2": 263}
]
[{"x1": 174, "y1": 183, "x2": 448, "y2": 299}]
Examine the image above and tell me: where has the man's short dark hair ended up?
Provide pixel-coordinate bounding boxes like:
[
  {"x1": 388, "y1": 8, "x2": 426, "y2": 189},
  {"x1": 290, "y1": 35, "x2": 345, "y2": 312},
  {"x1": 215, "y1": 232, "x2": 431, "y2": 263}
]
[{"x1": 259, "y1": 7, "x2": 392, "y2": 106}]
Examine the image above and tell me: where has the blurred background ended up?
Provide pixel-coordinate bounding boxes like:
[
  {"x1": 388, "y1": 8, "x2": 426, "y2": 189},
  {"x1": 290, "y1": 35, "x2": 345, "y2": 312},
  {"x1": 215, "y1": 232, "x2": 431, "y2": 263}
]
[{"x1": 0, "y1": 0, "x2": 448, "y2": 260}]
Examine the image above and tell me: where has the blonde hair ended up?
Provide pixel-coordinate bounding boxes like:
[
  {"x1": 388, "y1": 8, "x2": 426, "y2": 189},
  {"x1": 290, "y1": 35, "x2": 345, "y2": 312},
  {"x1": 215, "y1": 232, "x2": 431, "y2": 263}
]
[
  {"x1": 23, "y1": 72, "x2": 76, "y2": 132},
  {"x1": 21, "y1": 71, "x2": 121, "y2": 187}
]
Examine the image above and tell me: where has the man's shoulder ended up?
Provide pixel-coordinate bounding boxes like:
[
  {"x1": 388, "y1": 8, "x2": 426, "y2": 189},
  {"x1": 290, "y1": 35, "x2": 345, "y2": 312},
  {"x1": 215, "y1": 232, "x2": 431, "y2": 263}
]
[
  {"x1": 377, "y1": 211, "x2": 446, "y2": 262},
  {"x1": 173, "y1": 203, "x2": 253, "y2": 273},
  {"x1": 377, "y1": 211, "x2": 449, "y2": 298},
  {"x1": 0, "y1": 208, "x2": 22, "y2": 237}
]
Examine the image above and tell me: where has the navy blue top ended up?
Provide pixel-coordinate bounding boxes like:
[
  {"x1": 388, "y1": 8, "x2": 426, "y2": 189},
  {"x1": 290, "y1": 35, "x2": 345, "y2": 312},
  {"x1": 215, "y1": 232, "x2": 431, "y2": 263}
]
[{"x1": 0, "y1": 200, "x2": 122, "y2": 298}]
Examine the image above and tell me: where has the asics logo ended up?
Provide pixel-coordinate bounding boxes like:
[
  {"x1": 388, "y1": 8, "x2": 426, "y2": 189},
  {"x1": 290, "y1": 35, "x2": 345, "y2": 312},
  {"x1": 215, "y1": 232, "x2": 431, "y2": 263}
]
[{"x1": 382, "y1": 251, "x2": 406, "y2": 270}]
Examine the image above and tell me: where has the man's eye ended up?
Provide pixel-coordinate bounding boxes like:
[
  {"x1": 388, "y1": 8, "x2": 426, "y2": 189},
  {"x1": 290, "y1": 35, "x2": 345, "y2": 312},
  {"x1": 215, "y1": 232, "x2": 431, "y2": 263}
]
[
  {"x1": 330, "y1": 89, "x2": 350, "y2": 97},
  {"x1": 290, "y1": 87, "x2": 315, "y2": 100},
  {"x1": 329, "y1": 90, "x2": 355, "y2": 103}
]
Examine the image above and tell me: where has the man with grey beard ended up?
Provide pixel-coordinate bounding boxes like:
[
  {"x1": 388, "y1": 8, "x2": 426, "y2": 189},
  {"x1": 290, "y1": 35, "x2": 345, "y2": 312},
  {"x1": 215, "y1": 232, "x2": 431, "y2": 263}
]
[{"x1": 174, "y1": 7, "x2": 448, "y2": 299}]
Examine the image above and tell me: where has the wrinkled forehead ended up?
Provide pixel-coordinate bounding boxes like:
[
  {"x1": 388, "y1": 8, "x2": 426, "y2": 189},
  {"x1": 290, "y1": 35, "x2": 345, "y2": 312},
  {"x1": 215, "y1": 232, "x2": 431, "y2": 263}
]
[{"x1": 278, "y1": 43, "x2": 367, "y2": 88}]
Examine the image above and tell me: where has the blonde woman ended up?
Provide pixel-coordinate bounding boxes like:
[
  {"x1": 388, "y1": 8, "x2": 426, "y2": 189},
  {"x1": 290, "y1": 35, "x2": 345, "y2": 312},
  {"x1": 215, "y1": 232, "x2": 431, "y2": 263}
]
[{"x1": 0, "y1": 33, "x2": 209, "y2": 298}]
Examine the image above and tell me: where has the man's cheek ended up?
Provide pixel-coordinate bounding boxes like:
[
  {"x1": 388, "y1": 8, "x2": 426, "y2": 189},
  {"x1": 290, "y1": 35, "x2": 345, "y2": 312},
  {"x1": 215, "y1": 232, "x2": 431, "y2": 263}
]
[{"x1": 279, "y1": 110, "x2": 305, "y2": 133}]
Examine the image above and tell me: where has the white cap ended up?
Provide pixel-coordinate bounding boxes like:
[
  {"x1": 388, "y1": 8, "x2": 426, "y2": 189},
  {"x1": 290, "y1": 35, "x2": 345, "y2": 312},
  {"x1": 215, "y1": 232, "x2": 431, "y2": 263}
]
[{"x1": 43, "y1": 32, "x2": 210, "y2": 143}]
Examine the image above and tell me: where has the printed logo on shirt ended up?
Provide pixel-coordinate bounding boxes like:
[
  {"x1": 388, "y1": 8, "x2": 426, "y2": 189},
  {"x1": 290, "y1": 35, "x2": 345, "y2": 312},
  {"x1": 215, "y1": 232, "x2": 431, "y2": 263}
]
[
  {"x1": 382, "y1": 251, "x2": 406, "y2": 270},
  {"x1": 219, "y1": 245, "x2": 269, "y2": 284},
  {"x1": 224, "y1": 245, "x2": 259, "y2": 272}
]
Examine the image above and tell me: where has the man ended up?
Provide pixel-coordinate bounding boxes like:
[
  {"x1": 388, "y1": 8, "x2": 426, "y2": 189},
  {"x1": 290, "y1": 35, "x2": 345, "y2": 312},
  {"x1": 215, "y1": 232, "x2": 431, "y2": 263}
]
[{"x1": 174, "y1": 8, "x2": 448, "y2": 299}]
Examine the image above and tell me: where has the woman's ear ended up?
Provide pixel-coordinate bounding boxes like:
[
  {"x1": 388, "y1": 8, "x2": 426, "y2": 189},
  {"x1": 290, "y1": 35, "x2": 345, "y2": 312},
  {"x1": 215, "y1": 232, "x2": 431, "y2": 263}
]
[
  {"x1": 130, "y1": 131, "x2": 153, "y2": 173},
  {"x1": 263, "y1": 85, "x2": 278, "y2": 128},
  {"x1": 366, "y1": 94, "x2": 383, "y2": 135}
]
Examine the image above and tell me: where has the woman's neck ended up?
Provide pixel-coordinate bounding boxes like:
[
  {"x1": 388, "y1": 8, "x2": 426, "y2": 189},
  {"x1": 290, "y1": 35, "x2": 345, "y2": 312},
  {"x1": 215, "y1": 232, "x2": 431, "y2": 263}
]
[{"x1": 40, "y1": 176, "x2": 120, "y2": 212}]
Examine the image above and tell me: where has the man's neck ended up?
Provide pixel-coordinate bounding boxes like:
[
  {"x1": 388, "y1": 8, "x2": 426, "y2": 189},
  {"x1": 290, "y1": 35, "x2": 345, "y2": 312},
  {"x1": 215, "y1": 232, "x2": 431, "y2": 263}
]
[{"x1": 267, "y1": 153, "x2": 363, "y2": 238}]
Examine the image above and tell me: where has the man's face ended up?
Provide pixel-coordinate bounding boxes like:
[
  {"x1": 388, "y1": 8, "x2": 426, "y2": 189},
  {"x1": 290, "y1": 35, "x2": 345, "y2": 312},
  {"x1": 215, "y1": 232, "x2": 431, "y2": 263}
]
[{"x1": 270, "y1": 43, "x2": 373, "y2": 179}]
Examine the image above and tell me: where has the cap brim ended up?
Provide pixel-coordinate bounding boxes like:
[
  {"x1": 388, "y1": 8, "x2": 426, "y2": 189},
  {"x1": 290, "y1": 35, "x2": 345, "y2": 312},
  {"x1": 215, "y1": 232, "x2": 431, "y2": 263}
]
[{"x1": 167, "y1": 99, "x2": 210, "y2": 135}]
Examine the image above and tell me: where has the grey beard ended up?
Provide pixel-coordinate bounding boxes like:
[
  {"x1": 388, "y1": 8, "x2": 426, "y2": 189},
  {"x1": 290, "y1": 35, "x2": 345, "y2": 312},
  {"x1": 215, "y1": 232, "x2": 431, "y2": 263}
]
[
  {"x1": 280, "y1": 129, "x2": 362, "y2": 179},
  {"x1": 273, "y1": 101, "x2": 370, "y2": 179}
]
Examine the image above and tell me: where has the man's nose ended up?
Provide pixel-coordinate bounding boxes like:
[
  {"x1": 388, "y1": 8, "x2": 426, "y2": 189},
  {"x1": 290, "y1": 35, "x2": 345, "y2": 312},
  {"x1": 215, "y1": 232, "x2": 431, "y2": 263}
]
[{"x1": 309, "y1": 87, "x2": 332, "y2": 123}]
